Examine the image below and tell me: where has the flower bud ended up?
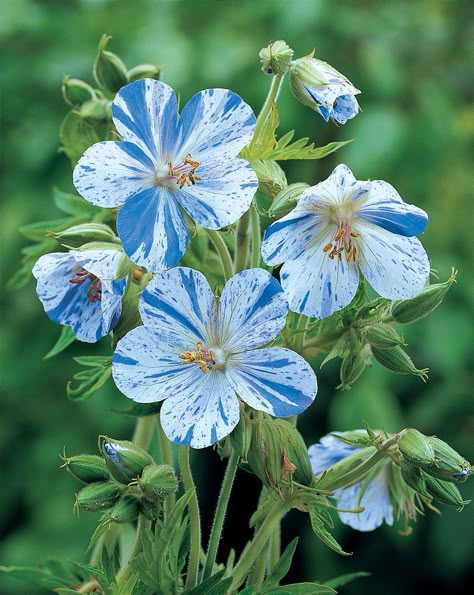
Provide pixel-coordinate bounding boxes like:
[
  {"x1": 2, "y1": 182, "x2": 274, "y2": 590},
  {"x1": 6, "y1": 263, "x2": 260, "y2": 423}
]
[
  {"x1": 390, "y1": 269, "x2": 457, "y2": 324},
  {"x1": 100, "y1": 437, "x2": 154, "y2": 484},
  {"x1": 398, "y1": 429, "x2": 435, "y2": 467},
  {"x1": 288, "y1": 54, "x2": 360, "y2": 124},
  {"x1": 259, "y1": 40, "x2": 294, "y2": 75},
  {"x1": 93, "y1": 34, "x2": 129, "y2": 96},
  {"x1": 50, "y1": 223, "x2": 117, "y2": 249},
  {"x1": 138, "y1": 464, "x2": 179, "y2": 501},
  {"x1": 365, "y1": 324, "x2": 406, "y2": 350},
  {"x1": 337, "y1": 350, "x2": 367, "y2": 390},
  {"x1": 107, "y1": 495, "x2": 140, "y2": 523},
  {"x1": 78, "y1": 99, "x2": 112, "y2": 122},
  {"x1": 268, "y1": 183, "x2": 309, "y2": 218},
  {"x1": 230, "y1": 405, "x2": 252, "y2": 460},
  {"x1": 371, "y1": 345, "x2": 428, "y2": 380},
  {"x1": 423, "y1": 473, "x2": 468, "y2": 508},
  {"x1": 423, "y1": 437, "x2": 471, "y2": 483},
  {"x1": 400, "y1": 462, "x2": 428, "y2": 496},
  {"x1": 251, "y1": 159, "x2": 287, "y2": 201},
  {"x1": 313, "y1": 446, "x2": 375, "y2": 490},
  {"x1": 62, "y1": 76, "x2": 96, "y2": 107},
  {"x1": 75, "y1": 480, "x2": 121, "y2": 512},
  {"x1": 128, "y1": 63, "x2": 162, "y2": 82},
  {"x1": 139, "y1": 498, "x2": 160, "y2": 521},
  {"x1": 61, "y1": 453, "x2": 110, "y2": 484}
]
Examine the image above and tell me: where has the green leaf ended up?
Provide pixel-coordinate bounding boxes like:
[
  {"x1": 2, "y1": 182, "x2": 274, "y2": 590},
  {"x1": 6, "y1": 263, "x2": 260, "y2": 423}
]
[
  {"x1": 53, "y1": 187, "x2": 103, "y2": 216},
  {"x1": 110, "y1": 402, "x2": 162, "y2": 418},
  {"x1": 242, "y1": 101, "x2": 279, "y2": 159},
  {"x1": 309, "y1": 507, "x2": 352, "y2": 556},
  {"x1": 7, "y1": 238, "x2": 58, "y2": 290},
  {"x1": 261, "y1": 537, "x2": 298, "y2": 589},
  {"x1": 67, "y1": 356, "x2": 112, "y2": 401},
  {"x1": 44, "y1": 326, "x2": 76, "y2": 359},
  {"x1": 183, "y1": 569, "x2": 232, "y2": 595},
  {"x1": 265, "y1": 583, "x2": 336, "y2": 594},
  {"x1": 260, "y1": 133, "x2": 352, "y2": 161},
  {"x1": 323, "y1": 571, "x2": 371, "y2": 589}
]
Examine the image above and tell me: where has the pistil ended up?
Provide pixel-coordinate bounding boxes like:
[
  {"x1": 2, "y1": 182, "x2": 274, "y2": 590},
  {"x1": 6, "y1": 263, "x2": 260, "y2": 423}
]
[
  {"x1": 179, "y1": 341, "x2": 215, "y2": 373},
  {"x1": 323, "y1": 220, "x2": 360, "y2": 263}
]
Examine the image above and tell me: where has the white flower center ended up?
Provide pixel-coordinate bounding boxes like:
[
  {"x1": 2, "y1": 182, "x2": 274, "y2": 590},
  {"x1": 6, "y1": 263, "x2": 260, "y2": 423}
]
[
  {"x1": 155, "y1": 154, "x2": 201, "y2": 190},
  {"x1": 179, "y1": 341, "x2": 226, "y2": 373}
]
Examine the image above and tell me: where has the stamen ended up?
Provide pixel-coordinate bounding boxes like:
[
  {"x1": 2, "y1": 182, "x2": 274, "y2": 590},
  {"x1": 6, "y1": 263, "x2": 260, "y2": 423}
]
[
  {"x1": 70, "y1": 267, "x2": 102, "y2": 302},
  {"x1": 322, "y1": 242, "x2": 333, "y2": 252},
  {"x1": 322, "y1": 221, "x2": 361, "y2": 263},
  {"x1": 179, "y1": 340, "x2": 215, "y2": 373},
  {"x1": 168, "y1": 153, "x2": 201, "y2": 189}
]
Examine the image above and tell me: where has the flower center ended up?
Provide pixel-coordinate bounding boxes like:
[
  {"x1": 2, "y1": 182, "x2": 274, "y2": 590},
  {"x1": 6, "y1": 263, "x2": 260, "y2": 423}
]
[
  {"x1": 70, "y1": 266, "x2": 102, "y2": 302},
  {"x1": 322, "y1": 219, "x2": 360, "y2": 263},
  {"x1": 179, "y1": 341, "x2": 216, "y2": 373},
  {"x1": 155, "y1": 154, "x2": 201, "y2": 189}
]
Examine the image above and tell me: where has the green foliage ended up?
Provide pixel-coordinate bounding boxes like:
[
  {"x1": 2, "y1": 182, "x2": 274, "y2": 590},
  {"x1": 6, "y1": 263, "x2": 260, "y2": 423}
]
[
  {"x1": 44, "y1": 326, "x2": 76, "y2": 359},
  {"x1": 67, "y1": 355, "x2": 113, "y2": 401},
  {"x1": 182, "y1": 569, "x2": 232, "y2": 595}
]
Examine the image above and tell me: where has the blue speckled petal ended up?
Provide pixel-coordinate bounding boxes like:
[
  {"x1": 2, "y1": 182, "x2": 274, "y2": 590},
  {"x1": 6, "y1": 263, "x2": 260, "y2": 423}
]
[
  {"x1": 112, "y1": 78, "x2": 178, "y2": 163},
  {"x1": 138, "y1": 267, "x2": 216, "y2": 349},
  {"x1": 175, "y1": 88, "x2": 256, "y2": 162},
  {"x1": 218, "y1": 268, "x2": 288, "y2": 352},
  {"x1": 116, "y1": 186, "x2": 188, "y2": 272},
  {"x1": 73, "y1": 141, "x2": 154, "y2": 208},
  {"x1": 160, "y1": 371, "x2": 240, "y2": 448},
  {"x1": 177, "y1": 157, "x2": 257, "y2": 229},
  {"x1": 226, "y1": 347, "x2": 317, "y2": 417},
  {"x1": 358, "y1": 225, "x2": 430, "y2": 300},
  {"x1": 72, "y1": 246, "x2": 126, "y2": 280},
  {"x1": 330, "y1": 94, "x2": 360, "y2": 124},
  {"x1": 357, "y1": 180, "x2": 428, "y2": 237},
  {"x1": 112, "y1": 326, "x2": 204, "y2": 403},
  {"x1": 308, "y1": 433, "x2": 360, "y2": 475},
  {"x1": 100, "y1": 278, "x2": 126, "y2": 331},
  {"x1": 298, "y1": 164, "x2": 358, "y2": 209}
]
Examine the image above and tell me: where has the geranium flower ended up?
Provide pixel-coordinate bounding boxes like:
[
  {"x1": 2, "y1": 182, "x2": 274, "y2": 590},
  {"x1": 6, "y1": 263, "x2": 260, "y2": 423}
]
[
  {"x1": 112, "y1": 267, "x2": 317, "y2": 448},
  {"x1": 73, "y1": 78, "x2": 258, "y2": 272},
  {"x1": 261, "y1": 164, "x2": 429, "y2": 319},
  {"x1": 288, "y1": 56, "x2": 361, "y2": 124},
  {"x1": 33, "y1": 246, "x2": 127, "y2": 342},
  {"x1": 309, "y1": 432, "x2": 394, "y2": 531}
]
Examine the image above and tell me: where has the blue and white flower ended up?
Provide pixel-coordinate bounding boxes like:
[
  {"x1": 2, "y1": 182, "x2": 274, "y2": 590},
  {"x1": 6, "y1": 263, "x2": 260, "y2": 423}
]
[
  {"x1": 288, "y1": 56, "x2": 360, "y2": 124},
  {"x1": 73, "y1": 78, "x2": 258, "y2": 272},
  {"x1": 112, "y1": 267, "x2": 317, "y2": 449},
  {"x1": 261, "y1": 164, "x2": 430, "y2": 319},
  {"x1": 33, "y1": 246, "x2": 127, "y2": 343},
  {"x1": 309, "y1": 432, "x2": 394, "y2": 531}
]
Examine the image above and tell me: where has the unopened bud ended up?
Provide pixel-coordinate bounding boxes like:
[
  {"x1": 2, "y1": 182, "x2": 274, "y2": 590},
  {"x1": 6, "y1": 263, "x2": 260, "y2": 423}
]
[
  {"x1": 93, "y1": 34, "x2": 129, "y2": 96},
  {"x1": 75, "y1": 480, "x2": 121, "y2": 512},
  {"x1": 371, "y1": 345, "x2": 428, "y2": 380},
  {"x1": 139, "y1": 498, "x2": 160, "y2": 521},
  {"x1": 337, "y1": 350, "x2": 367, "y2": 390},
  {"x1": 107, "y1": 495, "x2": 140, "y2": 523},
  {"x1": 398, "y1": 429, "x2": 435, "y2": 467},
  {"x1": 400, "y1": 462, "x2": 428, "y2": 496},
  {"x1": 138, "y1": 464, "x2": 179, "y2": 501},
  {"x1": 50, "y1": 223, "x2": 117, "y2": 248},
  {"x1": 366, "y1": 324, "x2": 405, "y2": 350},
  {"x1": 268, "y1": 183, "x2": 309, "y2": 218},
  {"x1": 61, "y1": 453, "x2": 110, "y2": 484},
  {"x1": 423, "y1": 473, "x2": 468, "y2": 508},
  {"x1": 100, "y1": 437, "x2": 154, "y2": 484},
  {"x1": 259, "y1": 40, "x2": 294, "y2": 75},
  {"x1": 424, "y1": 437, "x2": 471, "y2": 483},
  {"x1": 251, "y1": 159, "x2": 287, "y2": 201},
  {"x1": 390, "y1": 269, "x2": 457, "y2": 324},
  {"x1": 78, "y1": 98, "x2": 112, "y2": 122},
  {"x1": 128, "y1": 63, "x2": 162, "y2": 82},
  {"x1": 62, "y1": 76, "x2": 96, "y2": 107}
]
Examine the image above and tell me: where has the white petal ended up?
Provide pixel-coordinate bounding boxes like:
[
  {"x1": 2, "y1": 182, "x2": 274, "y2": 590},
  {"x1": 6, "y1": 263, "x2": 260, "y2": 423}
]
[
  {"x1": 160, "y1": 372, "x2": 239, "y2": 448},
  {"x1": 72, "y1": 246, "x2": 126, "y2": 280},
  {"x1": 100, "y1": 279, "x2": 126, "y2": 331},
  {"x1": 358, "y1": 224, "x2": 430, "y2": 299},
  {"x1": 177, "y1": 157, "x2": 257, "y2": 229},
  {"x1": 226, "y1": 347, "x2": 317, "y2": 417},
  {"x1": 218, "y1": 269, "x2": 288, "y2": 352},
  {"x1": 308, "y1": 434, "x2": 360, "y2": 475},
  {"x1": 73, "y1": 141, "x2": 154, "y2": 208},
  {"x1": 139, "y1": 267, "x2": 216, "y2": 349},
  {"x1": 112, "y1": 78, "x2": 178, "y2": 163},
  {"x1": 298, "y1": 164, "x2": 357, "y2": 209}
]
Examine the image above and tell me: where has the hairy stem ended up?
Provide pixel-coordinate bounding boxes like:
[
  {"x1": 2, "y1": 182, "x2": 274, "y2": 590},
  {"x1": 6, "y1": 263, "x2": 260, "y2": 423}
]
[
  {"x1": 251, "y1": 73, "x2": 284, "y2": 147},
  {"x1": 234, "y1": 209, "x2": 251, "y2": 272},
  {"x1": 155, "y1": 414, "x2": 176, "y2": 513},
  {"x1": 115, "y1": 513, "x2": 149, "y2": 584},
  {"x1": 250, "y1": 206, "x2": 262, "y2": 269},
  {"x1": 179, "y1": 446, "x2": 201, "y2": 589},
  {"x1": 203, "y1": 448, "x2": 240, "y2": 580},
  {"x1": 207, "y1": 229, "x2": 234, "y2": 281},
  {"x1": 132, "y1": 415, "x2": 155, "y2": 450}
]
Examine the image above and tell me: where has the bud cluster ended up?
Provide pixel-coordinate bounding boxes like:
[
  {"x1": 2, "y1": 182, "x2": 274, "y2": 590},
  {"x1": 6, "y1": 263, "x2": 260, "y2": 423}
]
[{"x1": 61, "y1": 436, "x2": 179, "y2": 523}]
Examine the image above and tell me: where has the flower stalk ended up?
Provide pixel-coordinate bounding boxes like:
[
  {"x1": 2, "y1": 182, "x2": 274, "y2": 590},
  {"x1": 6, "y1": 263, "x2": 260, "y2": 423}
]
[{"x1": 179, "y1": 446, "x2": 201, "y2": 589}]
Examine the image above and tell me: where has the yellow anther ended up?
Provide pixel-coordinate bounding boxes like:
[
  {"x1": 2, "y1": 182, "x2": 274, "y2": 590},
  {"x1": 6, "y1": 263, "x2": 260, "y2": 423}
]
[
  {"x1": 350, "y1": 231, "x2": 360, "y2": 238},
  {"x1": 333, "y1": 228, "x2": 345, "y2": 241},
  {"x1": 322, "y1": 242, "x2": 333, "y2": 252},
  {"x1": 179, "y1": 341, "x2": 215, "y2": 373}
]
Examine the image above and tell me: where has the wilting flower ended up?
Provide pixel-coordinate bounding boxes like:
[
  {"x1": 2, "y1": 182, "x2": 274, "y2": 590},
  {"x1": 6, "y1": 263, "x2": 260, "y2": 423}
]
[
  {"x1": 261, "y1": 164, "x2": 429, "y2": 319},
  {"x1": 113, "y1": 267, "x2": 317, "y2": 448},
  {"x1": 288, "y1": 54, "x2": 360, "y2": 124},
  {"x1": 33, "y1": 246, "x2": 127, "y2": 342},
  {"x1": 309, "y1": 432, "x2": 394, "y2": 531},
  {"x1": 73, "y1": 78, "x2": 258, "y2": 272}
]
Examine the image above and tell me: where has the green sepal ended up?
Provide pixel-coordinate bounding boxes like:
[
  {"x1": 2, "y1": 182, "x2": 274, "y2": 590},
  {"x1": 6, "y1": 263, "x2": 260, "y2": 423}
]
[
  {"x1": 61, "y1": 452, "x2": 110, "y2": 483},
  {"x1": 268, "y1": 183, "x2": 308, "y2": 218},
  {"x1": 19, "y1": 216, "x2": 88, "y2": 242},
  {"x1": 44, "y1": 326, "x2": 76, "y2": 359},
  {"x1": 371, "y1": 345, "x2": 429, "y2": 380},
  {"x1": 93, "y1": 34, "x2": 129, "y2": 96},
  {"x1": 365, "y1": 323, "x2": 406, "y2": 349},
  {"x1": 423, "y1": 436, "x2": 471, "y2": 483},
  {"x1": 74, "y1": 480, "x2": 122, "y2": 512},
  {"x1": 138, "y1": 464, "x2": 179, "y2": 500},
  {"x1": 308, "y1": 506, "x2": 351, "y2": 555},
  {"x1": 423, "y1": 473, "x2": 470, "y2": 508},
  {"x1": 66, "y1": 356, "x2": 112, "y2": 401},
  {"x1": 51, "y1": 223, "x2": 118, "y2": 249},
  {"x1": 99, "y1": 436, "x2": 154, "y2": 484},
  {"x1": 398, "y1": 429, "x2": 435, "y2": 467},
  {"x1": 105, "y1": 495, "x2": 140, "y2": 524},
  {"x1": 128, "y1": 63, "x2": 162, "y2": 82},
  {"x1": 62, "y1": 75, "x2": 97, "y2": 107},
  {"x1": 259, "y1": 40, "x2": 294, "y2": 75}
]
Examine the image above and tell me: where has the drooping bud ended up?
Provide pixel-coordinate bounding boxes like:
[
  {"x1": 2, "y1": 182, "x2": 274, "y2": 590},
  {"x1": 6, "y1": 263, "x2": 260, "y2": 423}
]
[
  {"x1": 61, "y1": 453, "x2": 110, "y2": 484},
  {"x1": 106, "y1": 495, "x2": 140, "y2": 524},
  {"x1": 259, "y1": 40, "x2": 294, "y2": 75},
  {"x1": 268, "y1": 183, "x2": 309, "y2": 218},
  {"x1": 400, "y1": 462, "x2": 428, "y2": 496},
  {"x1": 78, "y1": 99, "x2": 112, "y2": 122},
  {"x1": 371, "y1": 345, "x2": 428, "y2": 380},
  {"x1": 75, "y1": 480, "x2": 122, "y2": 512},
  {"x1": 93, "y1": 34, "x2": 129, "y2": 96},
  {"x1": 423, "y1": 437, "x2": 471, "y2": 483},
  {"x1": 138, "y1": 464, "x2": 179, "y2": 501},
  {"x1": 423, "y1": 473, "x2": 468, "y2": 508},
  {"x1": 62, "y1": 76, "x2": 96, "y2": 107},
  {"x1": 128, "y1": 63, "x2": 162, "y2": 82},
  {"x1": 337, "y1": 349, "x2": 367, "y2": 390},
  {"x1": 251, "y1": 159, "x2": 287, "y2": 201},
  {"x1": 365, "y1": 324, "x2": 406, "y2": 350},
  {"x1": 390, "y1": 269, "x2": 457, "y2": 324},
  {"x1": 99, "y1": 436, "x2": 154, "y2": 484},
  {"x1": 50, "y1": 223, "x2": 118, "y2": 249},
  {"x1": 313, "y1": 446, "x2": 376, "y2": 491},
  {"x1": 398, "y1": 429, "x2": 435, "y2": 467},
  {"x1": 230, "y1": 404, "x2": 252, "y2": 460}
]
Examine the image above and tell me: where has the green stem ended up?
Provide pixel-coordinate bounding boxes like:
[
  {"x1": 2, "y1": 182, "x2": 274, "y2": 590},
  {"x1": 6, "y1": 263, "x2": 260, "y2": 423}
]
[
  {"x1": 251, "y1": 73, "x2": 284, "y2": 147},
  {"x1": 179, "y1": 446, "x2": 201, "y2": 589},
  {"x1": 234, "y1": 209, "x2": 251, "y2": 272},
  {"x1": 207, "y1": 229, "x2": 234, "y2": 281},
  {"x1": 230, "y1": 499, "x2": 290, "y2": 592},
  {"x1": 203, "y1": 448, "x2": 240, "y2": 580},
  {"x1": 269, "y1": 522, "x2": 281, "y2": 575},
  {"x1": 294, "y1": 315, "x2": 309, "y2": 353},
  {"x1": 116, "y1": 514, "x2": 149, "y2": 584},
  {"x1": 155, "y1": 414, "x2": 176, "y2": 513},
  {"x1": 132, "y1": 415, "x2": 155, "y2": 450},
  {"x1": 250, "y1": 206, "x2": 261, "y2": 269}
]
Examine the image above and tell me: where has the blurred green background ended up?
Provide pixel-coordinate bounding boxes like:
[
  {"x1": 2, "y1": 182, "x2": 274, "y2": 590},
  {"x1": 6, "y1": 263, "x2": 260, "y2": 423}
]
[{"x1": 1, "y1": 0, "x2": 473, "y2": 593}]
